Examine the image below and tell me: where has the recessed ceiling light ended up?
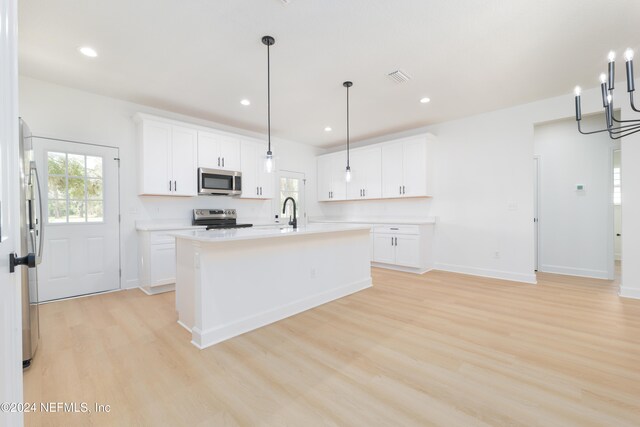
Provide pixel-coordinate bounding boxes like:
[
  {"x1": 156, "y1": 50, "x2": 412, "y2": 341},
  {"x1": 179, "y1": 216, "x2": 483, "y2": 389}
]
[
  {"x1": 78, "y1": 46, "x2": 98, "y2": 58},
  {"x1": 324, "y1": 127, "x2": 332, "y2": 132},
  {"x1": 240, "y1": 99, "x2": 251, "y2": 106},
  {"x1": 420, "y1": 97, "x2": 431, "y2": 104}
]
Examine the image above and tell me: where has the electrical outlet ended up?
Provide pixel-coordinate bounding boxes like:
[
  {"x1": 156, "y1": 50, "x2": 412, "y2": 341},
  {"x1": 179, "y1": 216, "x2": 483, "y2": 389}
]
[{"x1": 493, "y1": 251, "x2": 500, "y2": 259}]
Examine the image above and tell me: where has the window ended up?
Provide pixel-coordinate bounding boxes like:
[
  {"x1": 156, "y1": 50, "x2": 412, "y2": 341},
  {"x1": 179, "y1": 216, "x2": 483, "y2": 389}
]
[
  {"x1": 280, "y1": 176, "x2": 300, "y2": 220},
  {"x1": 47, "y1": 151, "x2": 104, "y2": 223},
  {"x1": 613, "y1": 167, "x2": 621, "y2": 205}
]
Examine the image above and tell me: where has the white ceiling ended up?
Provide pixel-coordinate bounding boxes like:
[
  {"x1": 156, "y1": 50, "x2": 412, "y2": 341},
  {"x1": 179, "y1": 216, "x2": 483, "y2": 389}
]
[{"x1": 18, "y1": 0, "x2": 640, "y2": 147}]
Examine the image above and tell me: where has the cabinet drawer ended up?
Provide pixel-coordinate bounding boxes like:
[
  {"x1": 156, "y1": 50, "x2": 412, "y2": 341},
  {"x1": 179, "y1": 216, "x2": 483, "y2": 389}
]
[
  {"x1": 150, "y1": 232, "x2": 176, "y2": 245},
  {"x1": 373, "y1": 225, "x2": 419, "y2": 235}
]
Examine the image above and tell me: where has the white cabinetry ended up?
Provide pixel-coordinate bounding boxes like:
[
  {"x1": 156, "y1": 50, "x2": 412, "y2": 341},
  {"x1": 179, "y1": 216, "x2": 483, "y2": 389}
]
[
  {"x1": 138, "y1": 229, "x2": 184, "y2": 295},
  {"x1": 318, "y1": 134, "x2": 431, "y2": 202},
  {"x1": 371, "y1": 224, "x2": 433, "y2": 273},
  {"x1": 197, "y1": 131, "x2": 241, "y2": 171},
  {"x1": 240, "y1": 139, "x2": 273, "y2": 199},
  {"x1": 346, "y1": 147, "x2": 382, "y2": 200},
  {"x1": 137, "y1": 117, "x2": 197, "y2": 196},
  {"x1": 317, "y1": 152, "x2": 347, "y2": 201},
  {"x1": 381, "y1": 137, "x2": 429, "y2": 198}
]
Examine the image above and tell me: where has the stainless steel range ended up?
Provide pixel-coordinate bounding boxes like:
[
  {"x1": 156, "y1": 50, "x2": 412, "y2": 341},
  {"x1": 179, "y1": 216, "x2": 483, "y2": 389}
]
[{"x1": 192, "y1": 209, "x2": 253, "y2": 230}]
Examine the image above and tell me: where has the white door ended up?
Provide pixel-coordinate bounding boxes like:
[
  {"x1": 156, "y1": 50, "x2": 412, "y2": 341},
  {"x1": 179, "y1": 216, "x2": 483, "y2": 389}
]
[
  {"x1": 141, "y1": 120, "x2": 172, "y2": 195},
  {"x1": 362, "y1": 147, "x2": 382, "y2": 199},
  {"x1": 219, "y1": 136, "x2": 241, "y2": 171},
  {"x1": 402, "y1": 138, "x2": 428, "y2": 197},
  {"x1": 197, "y1": 131, "x2": 221, "y2": 169},
  {"x1": 170, "y1": 126, "x2": 197, "y2": 196},
  {"x1": 240, "y1": 140, "x2": 259, "y2": 198},
  {"x1": 34, "y1": 138, "x2": 120, "y2": 301},
  {"x1": 381, "y1": 142, "x2": 403, "y2": 198},
  {"x1": 0, "y1": 0, "x2": 24, "y2": 420},
  {"x1": 395, "y1": 235, "x2": 420, "y2": 267},
  {"x1": 373, "y1": 234, "x2": 395, "y2": 264},
  {"x1": 317, "y1": 155, "x2": 332, "y2": 201}
]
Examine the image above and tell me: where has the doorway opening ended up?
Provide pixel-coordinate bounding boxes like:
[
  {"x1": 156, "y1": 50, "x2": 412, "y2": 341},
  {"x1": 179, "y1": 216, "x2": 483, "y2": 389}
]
[
  {"x1": 613, "y1": 149, "x2": 622, "y2": 284},
  {"x1": 533, "y1": 114, "x2": 618, "y2": 280}
]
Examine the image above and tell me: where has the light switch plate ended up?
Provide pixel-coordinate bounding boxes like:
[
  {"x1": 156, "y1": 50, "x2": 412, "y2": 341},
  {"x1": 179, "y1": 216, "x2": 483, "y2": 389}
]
[{"x1": 576, "y1": 184, "x2": 585, "y2": 191}]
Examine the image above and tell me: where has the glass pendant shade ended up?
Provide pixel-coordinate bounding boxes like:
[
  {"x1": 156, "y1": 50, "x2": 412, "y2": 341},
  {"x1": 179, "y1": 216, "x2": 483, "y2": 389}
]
[
  {"x1": 264, "y1": 151, "x2": 274, "y2": 173},
  {"x1": 345, "y1": 166, "x2": 352, "y2": 183}
]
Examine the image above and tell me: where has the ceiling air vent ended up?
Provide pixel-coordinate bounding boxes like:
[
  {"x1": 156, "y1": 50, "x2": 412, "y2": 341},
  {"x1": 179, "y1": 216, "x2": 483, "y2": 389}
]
[
  {"x1": 280, "y1": 0, "x2": 292, "y2": 4},
  {"x1": 387, "y1": 70, "x2": 411, "y2": 84}
]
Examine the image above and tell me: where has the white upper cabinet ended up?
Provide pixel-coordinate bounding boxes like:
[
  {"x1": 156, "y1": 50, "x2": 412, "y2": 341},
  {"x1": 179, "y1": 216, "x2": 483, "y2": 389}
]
[
  {"x1": 138, "y1": 117, "x2": 197, "y2": 196},
  {"x1": 240, "y1": 139, "x2": 273, "y2": 199},
  {"x1": 381, "y1": 136, "x2": 429, "y2": 198},
  {"x1": 197, "y1": 131, "x2": 241, "y2": 171},
  {"x1": 347, "y1": 146, "x2": 382, "y2": 200},
  {"x1": 317, "y1": 152, "x2": 347, "y2": 201},
  {"x1": 319, "y1": 134, "x2": 431, "y2": 202}
]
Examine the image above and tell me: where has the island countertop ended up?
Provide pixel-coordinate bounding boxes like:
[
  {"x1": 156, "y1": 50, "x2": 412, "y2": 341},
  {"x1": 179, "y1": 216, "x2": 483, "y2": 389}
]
[{"x1": 170, "y1": 223, "x2": 371, "y2": 243}]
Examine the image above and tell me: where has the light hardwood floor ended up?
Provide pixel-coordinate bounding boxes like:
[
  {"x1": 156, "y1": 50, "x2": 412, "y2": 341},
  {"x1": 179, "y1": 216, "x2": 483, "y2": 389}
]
[{"x1": 24, "y1": 268, "x2": 640, "y2": 426}]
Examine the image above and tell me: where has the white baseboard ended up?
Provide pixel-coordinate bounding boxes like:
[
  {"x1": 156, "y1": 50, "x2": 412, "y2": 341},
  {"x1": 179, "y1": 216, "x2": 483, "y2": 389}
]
[
  {"x1": 193, "y1": 278, "x2": 372, "y2": 349},
  {"x1": 434, "y1": 263, "x2": 537, "y2": 284},
  {"x1": 619, "y1": 286, "x2": 640, "y2": 299},
  {"x1": 139, "y1": 283, "x2": 175, "y2": 296},
  {"x1": 124, "y1": 279, "x2": 139, "y2": 289},
  {"x1": 371, "y1": 262, "x2": 432, "y2": 275},
  {"x1": 539, "y1": 264, "x2": 608, "y2": 280}
]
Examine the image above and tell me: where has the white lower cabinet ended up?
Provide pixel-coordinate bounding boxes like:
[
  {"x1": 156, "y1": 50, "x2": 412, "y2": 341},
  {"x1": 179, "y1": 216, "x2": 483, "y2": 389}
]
[
  {"x1": 372, "y1": 224, "x2": 433, "y2": 272},
  {"x1": 138, "y1": 229, "x2": 196, "y2": 294}
]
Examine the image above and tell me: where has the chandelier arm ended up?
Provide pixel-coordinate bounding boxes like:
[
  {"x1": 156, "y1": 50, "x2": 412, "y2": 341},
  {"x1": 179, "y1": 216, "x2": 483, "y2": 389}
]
[
  {"x1": 630, "y1": 92, "x2": 640, "y2": 113},
  {"x1": 577, "y1": 121, "x2": 610, "y2": 135},
  {"x1": 609, "y1": 125, "x2": 640, "y2": 134},
  {"x1": 608, "y1": 127, "x2": 640, "y2": 139}
]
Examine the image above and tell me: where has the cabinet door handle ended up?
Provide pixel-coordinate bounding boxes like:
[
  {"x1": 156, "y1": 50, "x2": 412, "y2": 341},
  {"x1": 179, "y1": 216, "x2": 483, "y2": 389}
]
[
  {"x1": 174, "y1": 180, "x2": 177, "y2": 192},
  {"x1": 169, "y1": 180, "x2": 172, "y2": 191},
  {"x1": 218, "y1": 157, "x2": 220, "y2": 167},
  {"x1": 402, "y1": 185, "x2": 405, "y2": 194},
  {"x1": 363, "y1": 189, "x2": 366, "y2": 197},
  {"x1": 394, "y1": 237, "x2": 398, "y2": 246},
  {"x1": 222, "y1": 157, "x2": 225, "y2": 167},
  {"x1": 260, "y1": 187, "x2": 262, "y2": 195},
  {"x1": 257, "y1": 186, "x2": 259, "y2": 195},
  {"x1": 391, "y1": 237, "x2": 394, "y2": 246},
  {"x1": 390, "y1": 227, "x2": 399, "y2": 230},
  {"x1": 399, "y1": 185, "x2": 402, "y2": 195}
]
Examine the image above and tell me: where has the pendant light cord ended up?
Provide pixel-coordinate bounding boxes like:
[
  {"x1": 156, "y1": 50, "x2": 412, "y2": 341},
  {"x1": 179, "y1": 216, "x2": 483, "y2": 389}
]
[
  {"x1": 267, "y1": 42, "x2": 271, "y2": 153},
  {"x1": 346, "y1": 84, "x2": 350, "y2": 168}
]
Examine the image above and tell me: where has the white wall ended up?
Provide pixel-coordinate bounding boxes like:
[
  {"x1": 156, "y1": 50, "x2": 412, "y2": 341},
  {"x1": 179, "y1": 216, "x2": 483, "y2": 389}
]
[
  {"x1": 18, "y1": 76, "x2": 323, "y2": 289},
  {"x1": 319, "y1": 81, "x2": 637, "y2": 285},
  {"x1": 534, "y1": 114, "x2": 618, "y2": 279}
]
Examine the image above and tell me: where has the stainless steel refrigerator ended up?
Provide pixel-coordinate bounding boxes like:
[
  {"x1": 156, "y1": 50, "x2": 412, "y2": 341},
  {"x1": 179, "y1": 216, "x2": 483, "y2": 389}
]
[{"x1": 18, "y1": 118, "x2": 43, "y2": 369}]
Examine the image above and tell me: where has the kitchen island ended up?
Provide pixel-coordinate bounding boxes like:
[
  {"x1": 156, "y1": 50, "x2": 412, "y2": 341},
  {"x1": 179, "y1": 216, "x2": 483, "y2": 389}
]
[{"x1": 171, "y1": 224, "x2": 372, "y2": 349}]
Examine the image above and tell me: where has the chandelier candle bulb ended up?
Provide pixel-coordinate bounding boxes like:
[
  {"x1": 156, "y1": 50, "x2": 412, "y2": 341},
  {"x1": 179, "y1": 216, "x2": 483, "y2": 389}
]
[
  {"x1": 626, "y1": 50, "x2": 635, "y2": 92},
  {"x1": 608, "y1": 52, "x2": 616, "y2": 90},
  {"x1": 601, "y1": 79, "x2": 609, "y2": 107},
  {"x1": 574, "y1": 87, "x2": 582, "y2": 121}
]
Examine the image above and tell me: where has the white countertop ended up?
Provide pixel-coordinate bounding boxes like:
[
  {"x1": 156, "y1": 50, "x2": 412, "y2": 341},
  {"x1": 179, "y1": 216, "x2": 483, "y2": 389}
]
[
  {"x1": 309, "y1": 217, "x2": 436, "y2": 225},
  {"x1": 171, "y1": 223, "x2": 371, "y2": 243},
  {"x1": 135, "y1": 220, "x2": 207, "y2": 231}
]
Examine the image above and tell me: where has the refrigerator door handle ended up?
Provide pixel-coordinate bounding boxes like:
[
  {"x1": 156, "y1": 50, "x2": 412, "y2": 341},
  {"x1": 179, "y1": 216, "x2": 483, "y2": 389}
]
[{"x1": 31, "y1": 162, "x2": 44, "y2": 264}]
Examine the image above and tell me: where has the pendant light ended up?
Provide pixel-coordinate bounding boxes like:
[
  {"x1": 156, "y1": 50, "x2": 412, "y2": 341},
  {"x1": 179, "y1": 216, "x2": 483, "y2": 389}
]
[
  {"x1": 343, "y1": 81, "x2": 353, "y2": 182},
  {"x1": 262, "y1": 35, "x2": 275, "y2": 173}
]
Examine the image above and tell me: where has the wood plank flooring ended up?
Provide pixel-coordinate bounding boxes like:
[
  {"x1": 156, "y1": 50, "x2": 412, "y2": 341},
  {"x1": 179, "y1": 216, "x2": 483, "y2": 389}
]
[{"x1": 24, "y1": 268, "x2": 640, "y2": 426}]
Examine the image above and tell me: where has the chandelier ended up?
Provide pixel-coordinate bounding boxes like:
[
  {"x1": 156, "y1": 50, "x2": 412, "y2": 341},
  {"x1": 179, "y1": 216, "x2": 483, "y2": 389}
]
[{"x1": 574, "y1": 49, "x2": 640, "y2": 139}]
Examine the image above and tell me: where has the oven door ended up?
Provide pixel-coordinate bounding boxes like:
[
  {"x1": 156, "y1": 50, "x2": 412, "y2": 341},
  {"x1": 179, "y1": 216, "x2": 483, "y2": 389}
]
[{"x1": 198, "y1": 168, "x2": 242, "y2": 196}]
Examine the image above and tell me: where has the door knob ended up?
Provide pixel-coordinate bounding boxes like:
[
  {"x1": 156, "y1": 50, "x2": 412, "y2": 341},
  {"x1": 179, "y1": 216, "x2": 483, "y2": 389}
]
[{"x1": 9, "y1": 252, "x2": 36, "y2": 273}]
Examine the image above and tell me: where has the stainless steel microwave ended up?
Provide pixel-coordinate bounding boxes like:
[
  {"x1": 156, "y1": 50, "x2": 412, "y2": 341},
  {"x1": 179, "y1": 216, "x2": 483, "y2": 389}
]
[{"x1": 198, "y1": 168, "x2": 242, "y2": 196}]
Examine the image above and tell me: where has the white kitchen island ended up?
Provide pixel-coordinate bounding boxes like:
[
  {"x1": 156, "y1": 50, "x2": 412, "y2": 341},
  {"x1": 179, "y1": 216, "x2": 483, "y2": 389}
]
[{"x1": 171, "y1": 224, "x2": 372, "y2": 349}]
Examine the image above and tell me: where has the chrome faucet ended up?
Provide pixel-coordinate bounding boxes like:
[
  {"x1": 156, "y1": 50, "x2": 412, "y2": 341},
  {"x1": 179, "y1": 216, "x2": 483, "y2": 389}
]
[{"x1": 282, "y1": 197, "x2": 297, "y2": 229}]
